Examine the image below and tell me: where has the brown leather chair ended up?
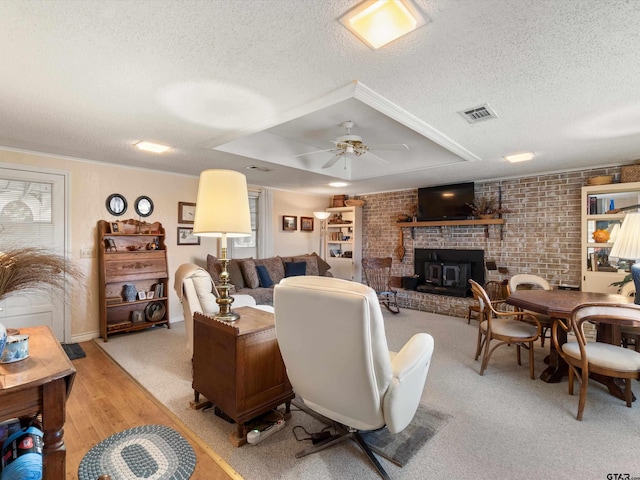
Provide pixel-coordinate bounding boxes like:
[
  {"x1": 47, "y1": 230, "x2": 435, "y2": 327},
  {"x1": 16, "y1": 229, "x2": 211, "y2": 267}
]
[
  {"x1": 470, "y1": 279, "x2": 541, "y2": 379},
  {"x1": 552, "y1": 302, "x2": 640, "y2": 420}
]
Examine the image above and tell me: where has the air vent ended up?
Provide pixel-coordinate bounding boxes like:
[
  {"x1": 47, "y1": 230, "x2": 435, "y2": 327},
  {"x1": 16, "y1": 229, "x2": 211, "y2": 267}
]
[
  {"x1": 459, "y1": 104, "x2": 498, "y2": 124},
  {"x1": 245, "y1": 165, "x2": 271, "y2": 172}
]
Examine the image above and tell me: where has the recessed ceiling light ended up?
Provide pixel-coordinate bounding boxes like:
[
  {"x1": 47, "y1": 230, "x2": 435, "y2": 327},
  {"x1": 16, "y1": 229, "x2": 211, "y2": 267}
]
[
  {"x1": 329, "y1": 182, "x2": 349, "y2": 188},
  {"x1": 338, "y1": 0, "x2": 427, "y2": 50},
  {"x1": 504, "y1": 152, "x2": 535, "y2": 163},
  {"x1": 134, "y1": 141, "x2": 171, "y2": 154}
]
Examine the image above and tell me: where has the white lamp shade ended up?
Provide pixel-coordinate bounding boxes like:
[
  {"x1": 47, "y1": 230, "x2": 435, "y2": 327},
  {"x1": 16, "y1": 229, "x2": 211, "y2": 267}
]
[
  {"x1": 193, "y1": 169, "x2": 252, "y2": 237},
  {"x1": 313, "y1": 211, "x2": 331, "y2": 220},
  {"x1": 610, "y1": 213, "x2": 640, "y2": 261}
]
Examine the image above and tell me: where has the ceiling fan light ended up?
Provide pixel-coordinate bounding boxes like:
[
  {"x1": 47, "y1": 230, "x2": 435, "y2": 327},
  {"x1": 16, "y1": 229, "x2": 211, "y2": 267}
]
[{"x1": 339, "y1": 0, "x2": 427, "y2": 49}]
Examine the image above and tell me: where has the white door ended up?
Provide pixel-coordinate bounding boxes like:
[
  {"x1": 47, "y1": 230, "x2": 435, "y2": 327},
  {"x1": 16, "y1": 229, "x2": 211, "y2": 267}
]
[{"x1": 0, "y1": 163, "x2": 69, "y2": 341}]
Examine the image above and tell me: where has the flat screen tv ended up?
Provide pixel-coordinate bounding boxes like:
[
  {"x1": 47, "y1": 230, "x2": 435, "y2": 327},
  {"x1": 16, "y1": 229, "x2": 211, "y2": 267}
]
[{"x1": 417, "y1": 182, "x2": 475, "y2": 221}]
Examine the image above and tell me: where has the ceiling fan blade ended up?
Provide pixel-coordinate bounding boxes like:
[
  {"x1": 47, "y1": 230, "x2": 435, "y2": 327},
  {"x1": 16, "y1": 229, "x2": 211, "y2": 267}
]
[
  {"x1": 291, "y1": 148, "x2": 336, "y2": 158},
  {"x1": 363, "y1": 151, "x2": 390, "y2": 164},
  {"x1": 367, "y1": 143, "x2": 409, "y2": 152},
  {"x1": 322, "y1": 154, "x2": 344, "y2": 169}
]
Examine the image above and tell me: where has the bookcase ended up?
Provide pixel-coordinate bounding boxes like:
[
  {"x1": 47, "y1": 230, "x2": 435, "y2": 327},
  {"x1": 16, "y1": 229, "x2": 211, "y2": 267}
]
[
  {"x1": 97, "y1": 219, "x2": 170, "y2": 341},
  {"x1": 581, "y1": 181, "x2": 640, "y2": 293},
  {"x1": 325, "y1": 206, "x2": 363, "y2": 282}
]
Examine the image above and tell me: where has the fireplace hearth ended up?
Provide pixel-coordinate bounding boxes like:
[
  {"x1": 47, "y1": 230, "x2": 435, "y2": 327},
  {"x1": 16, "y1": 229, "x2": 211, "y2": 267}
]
[{"x1": 414, "y1": 248, "x2": 485, "y2": 298}]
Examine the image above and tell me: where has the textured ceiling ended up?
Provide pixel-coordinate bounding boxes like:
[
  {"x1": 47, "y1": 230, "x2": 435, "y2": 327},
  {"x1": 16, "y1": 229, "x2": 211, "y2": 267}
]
[{"x1": 1, "y1": 0, "x2": 639, "y2": 196}]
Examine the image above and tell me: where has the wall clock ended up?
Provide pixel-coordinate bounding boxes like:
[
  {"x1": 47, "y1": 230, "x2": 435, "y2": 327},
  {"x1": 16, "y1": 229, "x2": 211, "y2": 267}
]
[
  {"x1": 135, "y1": 196, "x2": 154, "y2": 217},
  {"x1": 106, "y1": 193, "x2": 127, "y2": 216}
]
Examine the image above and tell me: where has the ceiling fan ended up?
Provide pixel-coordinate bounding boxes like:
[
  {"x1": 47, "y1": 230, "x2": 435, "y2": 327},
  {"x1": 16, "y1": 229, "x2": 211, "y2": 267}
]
[{"x1": 292, "y1": 120, "x2": 409, "y2": 169}]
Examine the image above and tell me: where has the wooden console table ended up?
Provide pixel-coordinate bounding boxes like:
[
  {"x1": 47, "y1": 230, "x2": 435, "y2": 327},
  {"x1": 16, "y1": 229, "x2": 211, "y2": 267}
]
[
  {"x1": 192, "y1": 307, "x2": 294, "y2": 446},
  {"x1": 0, "y1": 326, "x2": 76, "y2": 479}
]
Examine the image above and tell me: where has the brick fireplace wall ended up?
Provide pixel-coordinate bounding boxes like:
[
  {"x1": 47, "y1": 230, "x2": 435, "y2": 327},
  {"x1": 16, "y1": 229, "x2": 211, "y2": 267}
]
[{"x1": 358, "y1": 166, "x2": 621, "y2": 318}]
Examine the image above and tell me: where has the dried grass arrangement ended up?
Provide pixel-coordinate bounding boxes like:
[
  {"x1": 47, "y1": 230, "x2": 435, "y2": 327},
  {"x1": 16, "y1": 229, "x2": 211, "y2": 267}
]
[{"x1": 0, "y1": 246, "x2": 84, "y2": 301}]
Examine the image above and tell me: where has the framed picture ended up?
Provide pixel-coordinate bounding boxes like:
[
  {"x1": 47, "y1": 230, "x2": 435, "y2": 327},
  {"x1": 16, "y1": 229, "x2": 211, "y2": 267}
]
[
  {"x1": 146, "y1": 291, "x2": 154, "y2": 299},
  {"x1": 178, "y1": 202, "x2": 196, "y2": 224},
  {"x1": 110, "y1": 222, "x2": 120, "y2": 233},
  {"x1": 300, "y1": 216, "x2": 314, "y2": 232},
  {"x1": 177, "y1": 227, "x2": 201, "y2": 245},
  {"x1": 138, "y1": 291, "x2": 147, "y2": 300},
  {"x1": 283, "y1": 215, "x2": 297, "y2": 231}
]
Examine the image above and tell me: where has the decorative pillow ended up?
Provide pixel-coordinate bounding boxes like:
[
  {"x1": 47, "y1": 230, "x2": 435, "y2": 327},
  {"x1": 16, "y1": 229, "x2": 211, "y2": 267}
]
[
  {"x1": 312, "y1": 253, "x2": 332, "y2": 276},
  {"x1": 225, "y1": 259, "x2": 245, "y2": 289},
  {"x1": 239, "y1": 258, "x2": 259, "y2": 289},
  {"x1": 206, "y1": 254, "x2": 221, "y2": 284},
  {"x1": 285, "y1": 261, "x2": 307, "y2": 277},
  {"x1": 295, "y1": 255, "x2": 319, "y2": 276},
  {"x1": 256, "y1": 265, "x2": 274, "y2": 288},
  {"x1": 255, "y1": 256, "x2": 285, "y2": 284}
]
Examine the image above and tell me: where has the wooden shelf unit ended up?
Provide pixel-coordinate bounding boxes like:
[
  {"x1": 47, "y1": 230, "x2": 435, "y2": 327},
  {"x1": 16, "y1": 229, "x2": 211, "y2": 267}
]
[
  {"x1": 326, "y1": 206, "x2": 363, "y2": 282},
  {"x1": 581, "y1": 181, "x2": 640, "y2": 293},
  {"x1": 97, "y1": 219, "x2": 170, "y2": 341}
]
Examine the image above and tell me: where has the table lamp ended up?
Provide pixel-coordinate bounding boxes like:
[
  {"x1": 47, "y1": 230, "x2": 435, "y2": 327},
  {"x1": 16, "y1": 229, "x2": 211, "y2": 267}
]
[
  {"x1": 313, "y1": 211, "x2": 331, "y2": 259},
  {"x1": 609, "y1": 212, "x2": 640, "y2": 304},
  {"x1": 193, "y1": 169, "x2": 252, "y2": 321}
]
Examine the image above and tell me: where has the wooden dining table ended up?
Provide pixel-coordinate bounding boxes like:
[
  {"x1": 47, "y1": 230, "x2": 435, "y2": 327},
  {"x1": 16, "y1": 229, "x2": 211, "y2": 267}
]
[{"x1": 506, "y1": 289, "x2": 634, "y2": 400}]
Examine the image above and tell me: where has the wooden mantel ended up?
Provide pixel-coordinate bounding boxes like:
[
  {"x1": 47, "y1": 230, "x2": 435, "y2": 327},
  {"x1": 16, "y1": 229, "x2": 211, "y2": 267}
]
[{"x1": 395, "y1": 219, "x2": 506, "y2": 227}]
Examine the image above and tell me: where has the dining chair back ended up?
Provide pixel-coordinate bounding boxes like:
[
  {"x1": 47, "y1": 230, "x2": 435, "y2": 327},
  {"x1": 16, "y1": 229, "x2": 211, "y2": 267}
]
[
  {"x1": 470, "y1": 279, "x2": 541, "y2": 379},
  {"x1": 552, "y1": 302, "x2": 640, "y2": 420},
  {"x1": 619, "y1": 284, "x2": 640, "y2": 352},
  {"x1": 508, "y1": 274, "x2": 553, "y2": 346},
  {"x1": 467, "y1": 280, "x2": 505, "y2": 324}
]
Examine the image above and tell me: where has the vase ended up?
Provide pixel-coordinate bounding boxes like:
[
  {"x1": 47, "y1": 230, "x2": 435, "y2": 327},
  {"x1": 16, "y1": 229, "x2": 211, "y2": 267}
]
[
  {"x1": 0, "y1": 321, "x2": 6, "y2": 360},
  {"x1": 123, "y1": 284, "x2": 137, "y2": 302},
  {"x1": 478, "y1": 214, "x2": 496, "y2": 219}
]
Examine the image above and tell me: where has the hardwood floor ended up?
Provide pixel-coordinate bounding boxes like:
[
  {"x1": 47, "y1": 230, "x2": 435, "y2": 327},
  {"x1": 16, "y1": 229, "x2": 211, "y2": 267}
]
[{"x1": 64, "y1": 340, "x2": 238, "y2": 480}]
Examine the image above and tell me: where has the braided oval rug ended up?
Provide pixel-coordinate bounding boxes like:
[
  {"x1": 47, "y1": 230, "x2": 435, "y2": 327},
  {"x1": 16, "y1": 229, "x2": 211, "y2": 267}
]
[{"x1": 78, "y1": 425, "x2": 196, "y2": 480}]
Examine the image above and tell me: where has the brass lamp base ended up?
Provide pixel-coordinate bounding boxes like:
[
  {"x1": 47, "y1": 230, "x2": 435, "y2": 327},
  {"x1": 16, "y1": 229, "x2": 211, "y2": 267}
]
[
  {"x1": 215, "y1": 310, "x2": 240, "y2": 322},
  {"x1": 215, "y1": 255, "x2": 241, "y2": 322}
]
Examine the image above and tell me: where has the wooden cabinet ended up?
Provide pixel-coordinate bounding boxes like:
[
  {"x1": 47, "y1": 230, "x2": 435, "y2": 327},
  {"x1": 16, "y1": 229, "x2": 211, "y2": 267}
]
[
  {"x1": 325, "y1": 206, "x2": 363, "y2": 282},
  {"x1": 97, "y1": 219, "x2": 170, "y2": 341},
  {"x1": 192, "y1": 307, "x2": 294, "y2": 445},
  {"x1": 581, "y1": 182, "x2": 640, "y2": 293}
]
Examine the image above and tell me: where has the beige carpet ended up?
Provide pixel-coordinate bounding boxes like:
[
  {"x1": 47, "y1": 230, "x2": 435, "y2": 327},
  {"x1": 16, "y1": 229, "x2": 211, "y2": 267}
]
[{"x1": 96, "y1": 309, "x2": 640, "y2": 479}]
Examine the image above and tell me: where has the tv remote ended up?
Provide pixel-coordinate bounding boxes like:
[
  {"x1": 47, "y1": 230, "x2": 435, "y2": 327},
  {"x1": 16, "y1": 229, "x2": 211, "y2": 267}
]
[{"x1": 247, "y1": 419, "x2": 285, "y2": 445}]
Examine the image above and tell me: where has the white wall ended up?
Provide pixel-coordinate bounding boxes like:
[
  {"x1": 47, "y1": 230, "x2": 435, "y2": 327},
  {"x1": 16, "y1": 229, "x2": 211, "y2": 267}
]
[
  {"x1": 0, "y1": 148, "x2": 331, "y2": 341},
  {"x1": 272, "y1": 189, "x2": 329, "y2": 257}
]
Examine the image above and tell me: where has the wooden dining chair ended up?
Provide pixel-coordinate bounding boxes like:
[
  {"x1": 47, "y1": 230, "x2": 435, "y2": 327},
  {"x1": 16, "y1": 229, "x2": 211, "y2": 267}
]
[
  {"x1": 552, "y1": 303, "x2": 640, "y2": 421},
  {"x1": 362, "y1": 257, "x2": 400, "y2": 314},
  {"x1": 470, "y1": 279, "x2": 541, "y2": 379},
  {"x1": 618, "y1": 283, "x2": 640, "y2": 352},
  {"x1": 508, "y1": 274, "x2": 553, "y2": 347},
  {"x1": 467, "y1": 280, "x2": 505, "y2": 324}
]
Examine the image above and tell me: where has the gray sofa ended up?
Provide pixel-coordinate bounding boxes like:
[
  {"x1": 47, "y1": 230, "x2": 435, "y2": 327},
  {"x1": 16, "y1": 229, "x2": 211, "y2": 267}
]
[{"x1": 206, "y1": 253, "x2": 332, "y2": 305}]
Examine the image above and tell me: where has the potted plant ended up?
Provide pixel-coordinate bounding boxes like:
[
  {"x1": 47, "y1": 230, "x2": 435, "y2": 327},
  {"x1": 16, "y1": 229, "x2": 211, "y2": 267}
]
[
  {"x1": 467, "y1": 197, "x2": 512, "y2": 219},
  {"x1": 0, "y1": 246, "x2": 83, "y2": 357}
]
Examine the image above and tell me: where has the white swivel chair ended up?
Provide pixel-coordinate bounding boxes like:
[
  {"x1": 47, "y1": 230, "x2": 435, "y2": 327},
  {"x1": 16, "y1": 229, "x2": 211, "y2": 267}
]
[
  {"x1": 174, "y1": 263, "x2": 273, "y2": 354},
  {"x1": 274, "y1": 276, "x2": 434, "y2": 479},
  {"x1": 508, "y1": 274, "x2": 553, "y2": 346}
]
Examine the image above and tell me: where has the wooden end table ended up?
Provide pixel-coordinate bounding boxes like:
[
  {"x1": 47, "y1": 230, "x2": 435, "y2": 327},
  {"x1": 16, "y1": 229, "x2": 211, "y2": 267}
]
[
  {"x1": 192, "y1": 307, "x2": 294, "y2": 446},
  {"x1": 0, "y1": 325, "x2": 76, "y2": 479}
]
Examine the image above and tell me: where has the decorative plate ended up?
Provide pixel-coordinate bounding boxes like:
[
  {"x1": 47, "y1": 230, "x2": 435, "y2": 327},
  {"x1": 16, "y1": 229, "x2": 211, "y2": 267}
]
[{"x1": 145, "y1": 301, "x2": 166, "y2": 322}]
